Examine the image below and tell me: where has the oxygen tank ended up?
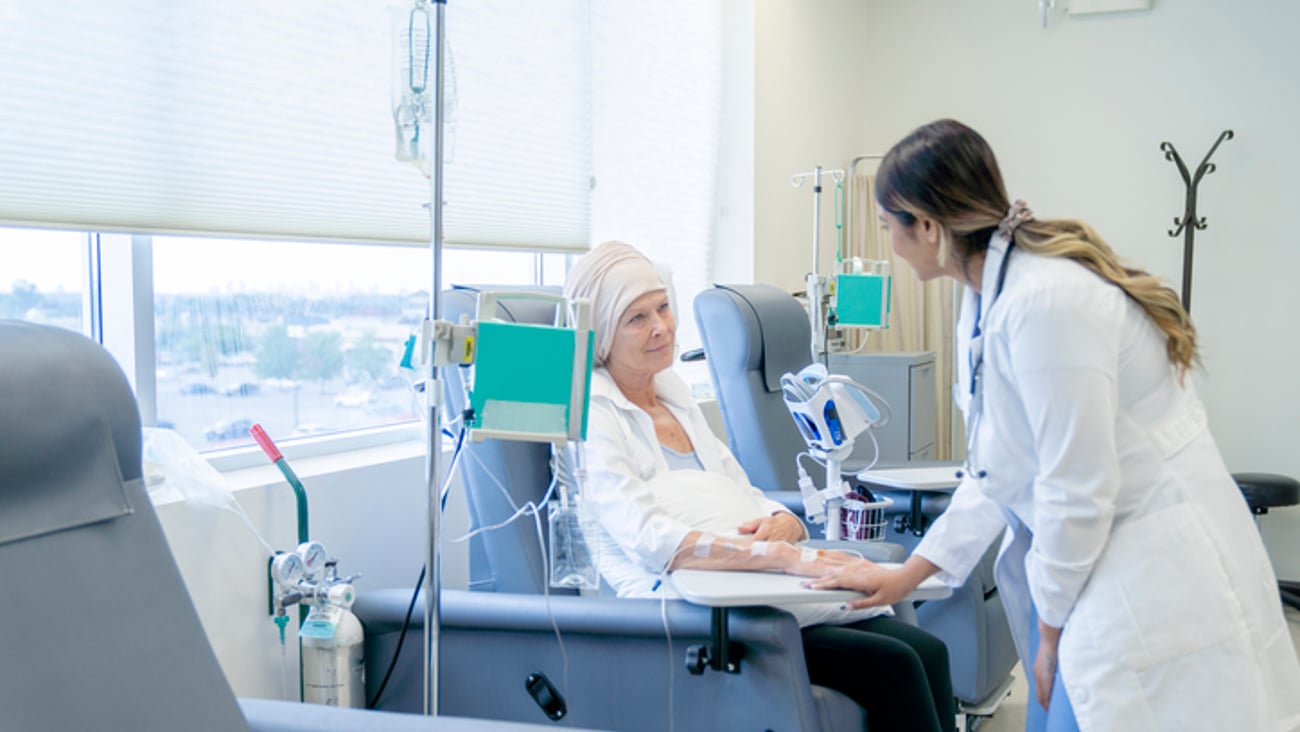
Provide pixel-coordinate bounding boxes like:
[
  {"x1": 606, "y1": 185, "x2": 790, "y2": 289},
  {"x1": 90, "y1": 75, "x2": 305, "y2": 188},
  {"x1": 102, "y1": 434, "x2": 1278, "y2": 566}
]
[{"x1": 300, "y1": 584, "x2": 365, "y2": 708}]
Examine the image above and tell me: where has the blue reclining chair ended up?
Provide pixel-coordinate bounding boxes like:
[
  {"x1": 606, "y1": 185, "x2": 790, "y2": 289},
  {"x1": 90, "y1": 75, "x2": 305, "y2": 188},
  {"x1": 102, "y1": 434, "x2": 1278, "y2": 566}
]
[
  {"x1": 694, "y1": 284, "x2": 1019, "y2": 718},
  {"x1": 355, "y1": 285, "x2": 928, "y2": 732},
  {"x1": 0, "y1": 319, "x2": 571, "y2": 732}
]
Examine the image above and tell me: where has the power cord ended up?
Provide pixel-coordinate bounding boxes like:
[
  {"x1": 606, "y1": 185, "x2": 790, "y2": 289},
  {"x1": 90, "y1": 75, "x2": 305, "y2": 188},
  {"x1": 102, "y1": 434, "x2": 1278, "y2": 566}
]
[
  {"x1": 365, "y1": 421, "x2": 467, "y2": 710},
  {"x1": 528, "y1": 499, "x2": 573, "y2": 727},
  {"x1": 366, "y1": 563, "x2": 425, "y2": 709}
]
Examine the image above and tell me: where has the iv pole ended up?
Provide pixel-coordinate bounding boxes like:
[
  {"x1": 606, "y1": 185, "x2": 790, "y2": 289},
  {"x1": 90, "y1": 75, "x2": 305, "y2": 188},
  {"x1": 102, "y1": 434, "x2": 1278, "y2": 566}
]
[
  {"x1": 422, "y1": 0, "x2": 447, "y2": 717},
  {"x1": 791, "y1": 166, "x2": 845, "y2": 364}
]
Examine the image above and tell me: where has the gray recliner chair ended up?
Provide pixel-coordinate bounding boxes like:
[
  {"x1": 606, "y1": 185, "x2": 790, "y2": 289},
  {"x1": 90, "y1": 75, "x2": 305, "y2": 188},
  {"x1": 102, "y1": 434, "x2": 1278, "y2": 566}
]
[
  {"x1": 355, "y1": 285, "x2": 924, "y2": 732},
  {"x1": 694, "y1": 284, "x2": 1018, "y2": 715},
  {"x1": 0, "y1": 319, "x2": 573, "y2": 732}
]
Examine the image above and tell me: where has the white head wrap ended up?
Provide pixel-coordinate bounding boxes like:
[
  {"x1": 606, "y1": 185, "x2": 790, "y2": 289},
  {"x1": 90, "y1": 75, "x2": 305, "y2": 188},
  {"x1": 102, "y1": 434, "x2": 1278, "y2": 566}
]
[{"x1": 564, "y1": 240, "x2": 668, "y2": 366}]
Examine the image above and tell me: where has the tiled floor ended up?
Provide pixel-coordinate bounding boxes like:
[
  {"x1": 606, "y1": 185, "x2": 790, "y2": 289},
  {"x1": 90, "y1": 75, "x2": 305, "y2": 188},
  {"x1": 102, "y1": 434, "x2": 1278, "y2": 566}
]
[{"x1": 971, "y1": 604, "x2": 1300, "y2": 732}]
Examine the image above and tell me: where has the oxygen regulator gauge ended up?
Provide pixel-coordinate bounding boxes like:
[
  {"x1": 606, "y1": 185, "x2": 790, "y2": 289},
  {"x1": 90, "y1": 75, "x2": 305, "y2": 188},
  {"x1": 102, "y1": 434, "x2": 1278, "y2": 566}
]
[
  {"x1": 297, "y1": 541, "x2": 329, "y2": 581},
  {"x1": 271, "y1": 551, "x2": 305, "y2": 587}
]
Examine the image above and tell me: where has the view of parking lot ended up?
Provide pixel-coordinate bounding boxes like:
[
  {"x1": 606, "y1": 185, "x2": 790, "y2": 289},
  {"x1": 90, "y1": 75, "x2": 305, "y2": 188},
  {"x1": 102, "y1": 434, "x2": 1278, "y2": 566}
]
[
  {"x1": 4, "y1": 231, "x2": 550, "y2": 453},
  {"x1": 154, "y1": 314, "x2": 422, "y2": 449}
]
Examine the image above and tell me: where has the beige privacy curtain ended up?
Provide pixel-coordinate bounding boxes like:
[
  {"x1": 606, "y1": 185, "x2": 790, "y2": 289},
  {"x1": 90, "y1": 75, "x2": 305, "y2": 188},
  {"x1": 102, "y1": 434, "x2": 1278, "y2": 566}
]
[{"x1": 846, "y1": 161, "x2": 957, "y2": 459}]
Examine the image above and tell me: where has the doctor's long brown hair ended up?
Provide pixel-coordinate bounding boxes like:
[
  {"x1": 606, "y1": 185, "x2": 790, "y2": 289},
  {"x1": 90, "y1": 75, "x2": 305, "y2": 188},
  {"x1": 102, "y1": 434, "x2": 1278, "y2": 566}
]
[{"x1": 874, "y1": 118, "x2": 1200, "y2": 381}]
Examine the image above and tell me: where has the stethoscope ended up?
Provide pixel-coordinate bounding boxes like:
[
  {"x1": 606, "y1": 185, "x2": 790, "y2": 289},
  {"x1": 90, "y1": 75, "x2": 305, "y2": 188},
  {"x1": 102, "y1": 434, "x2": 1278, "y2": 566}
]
[{"x1": 956, "y1": 239, "x2": 1015, "y2": 482}]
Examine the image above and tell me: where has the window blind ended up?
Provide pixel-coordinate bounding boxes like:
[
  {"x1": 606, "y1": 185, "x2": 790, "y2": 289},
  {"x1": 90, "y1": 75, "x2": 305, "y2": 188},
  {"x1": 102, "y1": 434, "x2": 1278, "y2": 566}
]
[
  {"x1": 0, "y1": 0, "x2": 591, "y2": 251},
  {"x1": 589, "y1": 0, "x2": 723, "y2": 350}
]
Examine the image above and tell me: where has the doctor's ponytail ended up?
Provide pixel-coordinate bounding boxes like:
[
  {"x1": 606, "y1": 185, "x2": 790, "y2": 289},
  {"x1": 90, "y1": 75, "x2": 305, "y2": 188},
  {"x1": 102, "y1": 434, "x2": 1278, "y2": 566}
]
[{"x1": 1012, "y1": 218, "x2": 1200, "y2": 381}]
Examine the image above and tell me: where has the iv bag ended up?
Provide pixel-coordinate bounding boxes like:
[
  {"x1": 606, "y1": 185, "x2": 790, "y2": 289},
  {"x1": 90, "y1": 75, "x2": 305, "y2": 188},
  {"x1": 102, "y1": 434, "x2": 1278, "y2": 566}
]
[
  {"x1": 391, "y1": 1, "x2": 456, "y2": 175},
  {"x1": 548, "y1": 489, "x2": 599, "y2": 591}
]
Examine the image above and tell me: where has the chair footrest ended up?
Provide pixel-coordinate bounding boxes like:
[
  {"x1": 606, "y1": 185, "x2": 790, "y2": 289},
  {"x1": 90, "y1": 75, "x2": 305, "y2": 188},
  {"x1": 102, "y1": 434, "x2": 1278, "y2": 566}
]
[{"x1": 959, "y1": 673, "x2": 1016, "y2": 717}]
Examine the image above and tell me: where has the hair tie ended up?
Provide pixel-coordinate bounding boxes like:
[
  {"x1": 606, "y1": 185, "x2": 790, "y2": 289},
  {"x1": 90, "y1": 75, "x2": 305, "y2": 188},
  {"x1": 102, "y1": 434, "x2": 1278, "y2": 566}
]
[{"x1": 997, "y1": 199, "x2": 1034, "y2": 241}]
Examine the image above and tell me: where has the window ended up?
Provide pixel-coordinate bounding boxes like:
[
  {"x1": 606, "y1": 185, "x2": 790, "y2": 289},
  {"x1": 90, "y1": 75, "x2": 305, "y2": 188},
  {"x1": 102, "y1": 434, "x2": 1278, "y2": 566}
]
[
  {"x1": 0, "y1": 228, "x2": 87, "y2": 333},
  {"x1": 152, "y1": 237, "x2": 540, "y2": 450},
  {"x1": 1, "y1": 0, "x2": 728, "y2": 457},
  {"x1": 5, "y1": 228, "x2": 557, "y2": 454},
  {"x1": 1, "y1": 0, "x2": 597, "y2": 457}
]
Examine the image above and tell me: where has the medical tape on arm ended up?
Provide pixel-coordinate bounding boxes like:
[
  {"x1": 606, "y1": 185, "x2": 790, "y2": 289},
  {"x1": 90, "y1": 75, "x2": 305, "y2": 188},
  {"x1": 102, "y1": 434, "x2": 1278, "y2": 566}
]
[
  {"x1": 800, "y1": 547, "x2": 817, "y2": 563},
  {"x1": 749, "y1": 541, "x2": 769, "y2": 557},
  {"x1": 694, "y1": 534, "x2": 715, "y2": 558}
]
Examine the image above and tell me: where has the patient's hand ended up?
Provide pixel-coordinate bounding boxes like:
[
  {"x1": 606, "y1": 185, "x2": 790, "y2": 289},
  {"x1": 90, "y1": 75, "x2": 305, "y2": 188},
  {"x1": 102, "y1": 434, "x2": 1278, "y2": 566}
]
[
  {"x1": 803, "y1": 561, "x2": 914, "y2": 609},
  {"x1": 737, "y1": 512, "x2": 805, "y2": 543}
]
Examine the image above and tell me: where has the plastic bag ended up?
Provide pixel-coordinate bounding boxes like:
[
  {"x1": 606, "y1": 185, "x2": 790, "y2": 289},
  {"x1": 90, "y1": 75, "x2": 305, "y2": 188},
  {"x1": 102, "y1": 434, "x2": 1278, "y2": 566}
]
[
  {"x1": 143, "y1": 428, "x2": 275, "y2": 553},
  {"x1": 548, "y1": 488, "x2": 599, "y2": 590},
  {"x1": 142, "y1": 427, "x2": 240, "y2": 509}
]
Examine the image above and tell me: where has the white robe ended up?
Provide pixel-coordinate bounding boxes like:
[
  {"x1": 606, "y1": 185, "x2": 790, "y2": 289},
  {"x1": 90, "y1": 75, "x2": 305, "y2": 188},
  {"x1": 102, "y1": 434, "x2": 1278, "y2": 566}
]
[
  {"x1": 580, "y1": 367, "x2": 888, "y2": 627},
  {"x1": 915, "y1": 234, "x2": 1300, "y2": 731}
]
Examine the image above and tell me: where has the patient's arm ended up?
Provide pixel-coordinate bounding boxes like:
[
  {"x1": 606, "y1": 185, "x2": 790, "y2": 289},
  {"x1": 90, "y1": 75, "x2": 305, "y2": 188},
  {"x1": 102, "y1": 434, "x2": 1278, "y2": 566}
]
[{"x1": 668, "y1": 530, "x2": 860, "y2": 577}]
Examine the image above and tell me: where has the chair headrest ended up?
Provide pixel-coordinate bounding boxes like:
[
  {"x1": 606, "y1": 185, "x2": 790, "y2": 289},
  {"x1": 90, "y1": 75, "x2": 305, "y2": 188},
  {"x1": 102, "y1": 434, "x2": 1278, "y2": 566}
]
[
  {"x1": 714, "y1": 284, "x2": 812, "y2": 392},
  {"x1": 445, "y1": 284, "x2": 563, "y2": 325},
  {"x1": 0, "y1": 322, "x2": 139, "y2": 545}
]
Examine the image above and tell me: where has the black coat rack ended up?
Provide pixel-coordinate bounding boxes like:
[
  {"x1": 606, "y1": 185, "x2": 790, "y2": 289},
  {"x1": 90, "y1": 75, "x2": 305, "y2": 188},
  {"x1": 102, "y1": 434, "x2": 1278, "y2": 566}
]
[{"x1": 1160, "y1": 129, "x2": 1233, "y2": 313}]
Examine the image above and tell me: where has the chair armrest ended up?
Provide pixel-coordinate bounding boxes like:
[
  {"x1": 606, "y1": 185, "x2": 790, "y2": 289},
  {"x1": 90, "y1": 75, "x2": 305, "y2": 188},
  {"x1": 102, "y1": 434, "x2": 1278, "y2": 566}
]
[
  {"x1": 802, "y1": 538, "x2": 907, "y2": 563},
  {"x1": 355, "y1": 589, "x2": 829, "y2": 730},
  {"x1": 358, "y1": 589, "x2": 794, "y2": 641},
  {"x1": 240, "y1": 698, "x2": 593, "y2": 732}
]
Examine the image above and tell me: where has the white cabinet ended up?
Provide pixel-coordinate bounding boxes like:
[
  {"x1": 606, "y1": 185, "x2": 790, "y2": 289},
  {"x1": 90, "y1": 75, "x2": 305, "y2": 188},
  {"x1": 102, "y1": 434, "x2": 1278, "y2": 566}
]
[{"x1": 827, "y1": 351, "x2": 936, "y2": 464}]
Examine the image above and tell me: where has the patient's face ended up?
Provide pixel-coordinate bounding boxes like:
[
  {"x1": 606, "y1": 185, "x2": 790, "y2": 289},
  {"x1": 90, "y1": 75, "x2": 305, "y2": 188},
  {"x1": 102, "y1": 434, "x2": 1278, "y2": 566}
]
[{"x1": 606, "y1": 289, "x2": 675, "y2": 383}]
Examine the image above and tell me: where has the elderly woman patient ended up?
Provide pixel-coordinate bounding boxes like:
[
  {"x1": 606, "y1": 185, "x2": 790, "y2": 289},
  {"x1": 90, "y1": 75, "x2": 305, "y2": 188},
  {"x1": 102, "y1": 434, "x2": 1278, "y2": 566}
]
[{"x1": 563, "y1": 240, "x2": 955, "y2": 732}]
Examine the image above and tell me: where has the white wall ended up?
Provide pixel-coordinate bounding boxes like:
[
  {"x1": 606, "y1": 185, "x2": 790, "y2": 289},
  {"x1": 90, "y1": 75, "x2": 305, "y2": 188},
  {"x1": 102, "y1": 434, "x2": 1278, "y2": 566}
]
[
  {"x1": 752, "y1": 0, "x2": 872, "y2": 291},
  {"x1": 156, "y1": 442, "x2": 467, "y2": 699},
  {"x1": 748, "y1": 0, "x2": 1300, "y2": 579}
]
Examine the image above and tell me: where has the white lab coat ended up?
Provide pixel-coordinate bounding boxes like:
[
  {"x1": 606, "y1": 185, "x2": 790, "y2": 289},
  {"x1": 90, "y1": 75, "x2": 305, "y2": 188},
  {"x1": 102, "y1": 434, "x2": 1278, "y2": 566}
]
[
  {"x1": 581, "y1": 367, "x2": 888, "y2": 626},
  {"x1": 915, "y1": 234, "x2": 1300, "y2": 731}
]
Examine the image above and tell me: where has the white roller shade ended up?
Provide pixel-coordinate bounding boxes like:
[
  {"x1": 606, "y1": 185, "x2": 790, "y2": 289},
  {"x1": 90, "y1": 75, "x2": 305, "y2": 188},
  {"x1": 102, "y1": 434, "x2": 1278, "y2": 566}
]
[
  {"x1": 0, "y1": 0, "x2": 591, "y2": 251},
  {"x1": 590, "y1": 0, "x2": 722, "y2": 349}
]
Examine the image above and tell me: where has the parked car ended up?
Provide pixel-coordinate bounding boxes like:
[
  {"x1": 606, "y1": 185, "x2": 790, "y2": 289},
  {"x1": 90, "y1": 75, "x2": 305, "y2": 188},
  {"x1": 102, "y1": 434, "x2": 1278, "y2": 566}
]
[
  {"x1": 289, "y1": 423, "x2": 333, "y2": 438},
  {"x1": 333, "y1": 389, "x2": 373, "y2": 408},
  {"x1": 180, "y1": 382, "x2": 216, "y2": 396},
  {"x1": 367, "y1": 402, "x2": 412, "y2": 420},
  {"x1": 204, "y1": 418, "x2": 254, "y2": 443},
  {"x1": 222, "y1": 382, "x2": 261, "y2": 398}
]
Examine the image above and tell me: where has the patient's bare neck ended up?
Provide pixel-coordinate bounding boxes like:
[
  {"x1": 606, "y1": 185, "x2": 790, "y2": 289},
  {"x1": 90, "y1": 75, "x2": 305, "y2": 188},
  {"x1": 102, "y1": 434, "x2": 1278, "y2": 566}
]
[
  {"x1": 607, "y1": 363, "x2": 659, "y2": 410},
  {"x1": 617, "y1": 379, "x2": 657, "y2": 410}
]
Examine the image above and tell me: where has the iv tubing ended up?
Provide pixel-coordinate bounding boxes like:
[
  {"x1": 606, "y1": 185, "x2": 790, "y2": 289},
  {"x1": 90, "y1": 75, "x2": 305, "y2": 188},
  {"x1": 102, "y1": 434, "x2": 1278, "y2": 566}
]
[
  {"x1": 835, "y1": 179, "x2": 845, "y2": 263},
  {"x1": 811, "y1": 165, "x2": 822, "y2": 276}
]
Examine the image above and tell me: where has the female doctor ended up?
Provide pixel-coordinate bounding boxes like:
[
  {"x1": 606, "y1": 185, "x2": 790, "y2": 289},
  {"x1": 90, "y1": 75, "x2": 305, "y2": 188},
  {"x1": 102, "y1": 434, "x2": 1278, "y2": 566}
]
[{"x1": 808, "y1": 119, "x2": 1300, "y2": 731}]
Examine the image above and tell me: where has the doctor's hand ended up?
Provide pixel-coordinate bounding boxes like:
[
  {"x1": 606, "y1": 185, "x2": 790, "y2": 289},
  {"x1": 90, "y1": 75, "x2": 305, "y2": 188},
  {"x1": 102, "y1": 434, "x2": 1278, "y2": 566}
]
[
  {"x1": 738, "y1": 512, "x2": 806, "y2": 543},
  {"x1": 1033, "y1": 619, "x2": 1062, "y2": 711},
  {"x1": 803, "y1": 562, "x2": 912, "y2": 609}
]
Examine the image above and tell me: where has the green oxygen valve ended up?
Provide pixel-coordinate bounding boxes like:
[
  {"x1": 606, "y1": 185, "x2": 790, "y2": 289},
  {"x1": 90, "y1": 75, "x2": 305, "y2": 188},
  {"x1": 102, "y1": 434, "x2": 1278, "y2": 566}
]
[{"x1": 273, "y1": 612, "x2": 290, "y2": 646}]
